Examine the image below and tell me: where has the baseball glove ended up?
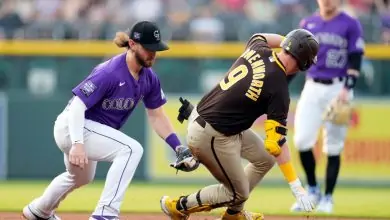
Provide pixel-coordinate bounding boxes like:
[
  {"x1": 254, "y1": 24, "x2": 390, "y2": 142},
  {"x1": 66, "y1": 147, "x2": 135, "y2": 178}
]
[
  {"x1": 170, "y1": 145, "x2": 200, "y2": 173},
  {"x1": 322, "y1": 98, "x2": 354, "y2": 125}
]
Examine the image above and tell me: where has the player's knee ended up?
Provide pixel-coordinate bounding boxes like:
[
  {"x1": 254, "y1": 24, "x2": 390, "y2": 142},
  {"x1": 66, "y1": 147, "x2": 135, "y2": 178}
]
[
  {"x1": 234, "y1": 189, "x2": 249, "y2": 205},
  {"x1": 68, "y1": 172, "x2": 94, "y2": 188},
  {"x1": 233, "y1": 185, "x2": 250, "y2": 205},
  {"x1": 130, "y1": 140, "x2": 144, "y2": 157},
  {"x1": 293, "y1": 135, "x2": 315, "y2": 152},
  {"x1": 252, "y1": 155, "x2": 275, "y2": 173},
  {"x1": 119, "y1": 139, "x2": 144, "y2": 158},
  {"x1": 75, "y1": 176, "x2": 94, "y2": 188}
]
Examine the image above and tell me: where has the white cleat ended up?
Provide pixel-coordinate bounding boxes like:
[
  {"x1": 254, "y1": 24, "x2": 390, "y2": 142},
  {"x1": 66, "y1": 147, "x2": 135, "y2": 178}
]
[
  {"x1": 316, "y1": 196, "x2": 333, "y2": 214},
  {"x1": 22, "y1": 204, "x2": 61, "y2": 220},
  {"x1": 290, "y1": 185, "x2": 321, "y2": 212}
]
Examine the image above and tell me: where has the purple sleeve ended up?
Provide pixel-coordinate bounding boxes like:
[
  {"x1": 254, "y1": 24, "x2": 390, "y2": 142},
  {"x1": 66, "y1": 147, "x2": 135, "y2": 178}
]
[
  {"x1": 143, "y1": 74, "x2": 167, "y2": 109},
  {"x1": 299, "y1": 18, "x2": 307, "y2": 29},
  {"x1": 72, "y1": 69, "x2": 113, "y2": 109},
  {"x1": 347, "y1": 19, "x2": 365, "y2": 54}
]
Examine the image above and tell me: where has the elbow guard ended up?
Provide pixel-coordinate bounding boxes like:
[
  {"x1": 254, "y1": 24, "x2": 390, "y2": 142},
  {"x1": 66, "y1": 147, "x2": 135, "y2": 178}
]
[{"x1": 264, "y1": 119, "x2": 288, "y2": 156}]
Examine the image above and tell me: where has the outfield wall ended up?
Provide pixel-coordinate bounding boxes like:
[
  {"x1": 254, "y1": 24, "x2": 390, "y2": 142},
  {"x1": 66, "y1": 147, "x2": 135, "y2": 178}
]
[{"x1": 0, "y1": 92, "x2": 389, "y2": 186}]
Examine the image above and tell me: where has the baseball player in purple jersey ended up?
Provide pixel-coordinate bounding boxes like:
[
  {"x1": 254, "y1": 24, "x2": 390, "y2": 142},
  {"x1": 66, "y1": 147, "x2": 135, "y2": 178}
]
[
  {"x1": 290, "y1": 0, "x2": 365, "y2": 214},
  {"x1": 22, "y1": 21, "x2": 199, "y2": 220}
]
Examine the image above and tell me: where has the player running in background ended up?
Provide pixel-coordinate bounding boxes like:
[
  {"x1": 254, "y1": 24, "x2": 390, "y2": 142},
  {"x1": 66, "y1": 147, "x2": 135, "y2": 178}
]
[
  {"x1": 22, "y1": 21, "x2": 198, "y2": 220},
  {"x1": 290, "y1": 0, "x2": 365, "y2": 214},
  {"x1": 161, "y1": 29, "x2": 319, "y2": 220}
]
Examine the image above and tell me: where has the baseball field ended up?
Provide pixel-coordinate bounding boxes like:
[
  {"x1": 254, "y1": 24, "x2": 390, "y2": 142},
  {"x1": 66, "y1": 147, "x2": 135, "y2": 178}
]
[{"x1": 0, "y1": 181, "x2": 389, "y2": 220}]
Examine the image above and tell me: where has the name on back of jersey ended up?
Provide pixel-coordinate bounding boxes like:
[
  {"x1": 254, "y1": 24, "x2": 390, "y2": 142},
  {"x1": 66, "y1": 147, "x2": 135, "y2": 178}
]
[{"x1": 241, "y1": 49, "x2": 265, "y2": 102}]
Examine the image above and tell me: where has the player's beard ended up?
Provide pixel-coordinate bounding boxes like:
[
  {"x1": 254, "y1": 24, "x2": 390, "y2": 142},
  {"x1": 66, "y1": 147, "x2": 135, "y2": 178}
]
[{"x1": 134, "y1": 50, "x2": 154, "y2": 68}]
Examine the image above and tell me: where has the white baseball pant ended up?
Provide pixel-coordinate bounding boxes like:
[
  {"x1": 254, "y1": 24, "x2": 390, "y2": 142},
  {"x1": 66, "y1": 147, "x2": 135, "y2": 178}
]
[
  {"x1": 293, "y1": 78, "x2": 353, "y2": 156},
  {"x1": 29, "y1": 110, "x2": 144, "y2": 217}
]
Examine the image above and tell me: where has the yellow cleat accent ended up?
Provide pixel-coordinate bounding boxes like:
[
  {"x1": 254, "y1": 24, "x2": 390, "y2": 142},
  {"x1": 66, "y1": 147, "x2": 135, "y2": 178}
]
[
  {"x1": 216, "y1": 210, "x2": 264, "y2": 220},
  {"x1": 160, "y1": 196, "x2": 189, "y2": 220}
]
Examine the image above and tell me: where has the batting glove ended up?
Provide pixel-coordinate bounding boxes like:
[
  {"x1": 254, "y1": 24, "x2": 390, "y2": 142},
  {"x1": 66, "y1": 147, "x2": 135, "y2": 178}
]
[
  {"x1": 289, "y1": 179, "x2": 315, "y2": 212},
  {"x1": 170, "y1": 145, "x2": 200, "y2": 173}
]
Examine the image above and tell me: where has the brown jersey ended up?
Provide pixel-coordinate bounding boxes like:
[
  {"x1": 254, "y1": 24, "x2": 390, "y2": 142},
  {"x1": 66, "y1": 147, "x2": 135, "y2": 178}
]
[{"x1": 197, "y1": 35, "x2": 290, "y2": 136}]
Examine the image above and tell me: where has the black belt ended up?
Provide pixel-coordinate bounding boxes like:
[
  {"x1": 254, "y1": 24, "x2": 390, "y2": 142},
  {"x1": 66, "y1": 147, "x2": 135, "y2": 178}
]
[
  {"x1": 312, "y1": 76, "x2": 344, "y2": 85},
  {"x1": 195, "y1": 116, "x2": 206, "y2": 128},
  {"x1": 195, "y1": 116, "x2": 238, "y2": 136}
]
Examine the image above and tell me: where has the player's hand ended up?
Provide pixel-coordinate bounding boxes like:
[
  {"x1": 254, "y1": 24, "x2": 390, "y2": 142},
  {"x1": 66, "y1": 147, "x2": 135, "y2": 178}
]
[
  {"x1": 170, "y1": 145, "x2": 200, "y2": 172},
  {"x1": 338, "y1": 87, "x2": 349, "y2": 102},
  {"x1": 289, "y1": 180, "x2": 314, "y2": 212},
  {"x1": 69, "y1": 143, "x2": 88, "y2": 169}
]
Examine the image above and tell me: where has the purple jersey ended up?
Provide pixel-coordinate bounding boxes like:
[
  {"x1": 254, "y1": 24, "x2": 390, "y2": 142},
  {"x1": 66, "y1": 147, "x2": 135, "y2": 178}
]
[
  {"x1": 300, "y1": 12, "x2": 364, "y2": 79},
  {"x1": 72, "y1": 53, "x2": 166, "y2": 130}
]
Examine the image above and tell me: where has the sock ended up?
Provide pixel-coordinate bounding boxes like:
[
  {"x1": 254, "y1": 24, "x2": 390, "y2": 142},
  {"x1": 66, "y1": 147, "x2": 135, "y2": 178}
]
[
  {"x1": 325, "y1": 155, "x2": 340, "y2": 195},
  {"x1": 226, "y1": 208, "x2": 241, "y2": 215},
  {"x1": 299, "y1": 150, "x2": 317, "y2": 187},
  {"x1": 176, "y1": 196, "x2": 187, "y2": 211}
]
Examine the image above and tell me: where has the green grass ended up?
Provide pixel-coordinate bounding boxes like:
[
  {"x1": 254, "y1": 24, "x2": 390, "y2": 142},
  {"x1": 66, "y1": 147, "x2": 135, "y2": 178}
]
[{"x1": 1, "y1": 181, "x2": 389, "y2": 218}]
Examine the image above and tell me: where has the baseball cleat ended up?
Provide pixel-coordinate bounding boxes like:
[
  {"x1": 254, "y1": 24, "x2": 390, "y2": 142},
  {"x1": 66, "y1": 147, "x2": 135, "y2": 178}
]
[
  {"x1": 89, "y1": 215, "x2": 119, "y2": 220},
  {"x1": 316, "y1": 195, "x2": 333, "y2": 214},
  {"x1": 22, "y1": 204, "x2": 61, "y2": 220},
  {"x1": 160, "y1": 196, "x2": 189, "y2": 220},
  {"x1": 290, "y1": 185, "x2": 321, "y2": 212},
  {"x1": 216, "y1": 210, "x2": 264, "y2": 220}
]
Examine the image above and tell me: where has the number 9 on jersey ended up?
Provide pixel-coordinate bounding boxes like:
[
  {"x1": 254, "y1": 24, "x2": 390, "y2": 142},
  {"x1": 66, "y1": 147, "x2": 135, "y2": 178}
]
[{"x1": 220, "y1": 65, "x2": 249, "y2": 90}]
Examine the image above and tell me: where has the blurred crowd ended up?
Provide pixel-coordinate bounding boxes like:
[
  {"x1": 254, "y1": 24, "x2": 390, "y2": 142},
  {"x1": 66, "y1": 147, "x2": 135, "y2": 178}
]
[{"x1": 0, "y1": 0, "x2": 389, "y2": 43}]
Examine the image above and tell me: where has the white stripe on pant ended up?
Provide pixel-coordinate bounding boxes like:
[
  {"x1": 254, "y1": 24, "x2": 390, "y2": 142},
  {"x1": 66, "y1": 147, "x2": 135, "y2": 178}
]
[{"x1": 30, "y1": 111, "x2": 143, "y2": 217}]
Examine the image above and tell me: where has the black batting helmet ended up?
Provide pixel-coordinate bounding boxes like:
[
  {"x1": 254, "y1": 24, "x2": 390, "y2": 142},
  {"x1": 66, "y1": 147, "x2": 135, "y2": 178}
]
[{"x1": 281, "y1": 29, "x2": 319, "y2": 71}]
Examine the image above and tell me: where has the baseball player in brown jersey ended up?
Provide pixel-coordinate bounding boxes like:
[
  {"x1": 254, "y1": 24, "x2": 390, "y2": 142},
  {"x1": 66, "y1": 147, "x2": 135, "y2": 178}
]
[{"x1": 160, "y1": 29, "x2": 319, "y2": 220}]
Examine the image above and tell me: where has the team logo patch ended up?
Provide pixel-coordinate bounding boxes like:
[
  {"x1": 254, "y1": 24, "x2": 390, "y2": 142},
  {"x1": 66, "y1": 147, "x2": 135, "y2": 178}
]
[
  {"x1": 80, "y1": 80, "x2": 97, "y2": 97},
  {"x1": 356, "y1": 37, "x2": 365, "y2": 49},
  {"x1": 154, "y1": 30, "x2": 160, "y2": 41}
]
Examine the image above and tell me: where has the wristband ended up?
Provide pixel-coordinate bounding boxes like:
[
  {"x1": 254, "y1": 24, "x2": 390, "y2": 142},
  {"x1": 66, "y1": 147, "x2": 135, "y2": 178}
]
[
  {"x1": 165, "y1": 133, "x2": 181, "y2": 151},
  {"x1": 344, "y1": 74, "x2": 357, "y2": 90},
  {"x1": 279, "y1": 161, "x2": 298, "y2": 183}
]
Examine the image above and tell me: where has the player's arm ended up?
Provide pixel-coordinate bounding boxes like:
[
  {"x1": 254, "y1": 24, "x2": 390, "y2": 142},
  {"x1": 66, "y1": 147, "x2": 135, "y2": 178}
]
[
  {"x1": 67, "y1": 96, "x2": 87, "y2": 145},
  {"x1": 264, "y1": 78, "x2": 313, "y2": 211},
  {"x1": 146, "y1": 104, "x2": 200, "y2": 172},
  {"x1": 265, "y1": 105, "x2": 303, "y2": 187},
  {"x1": 69, "y1": 70, "x2": 113, "y2": 168},
  {"x1": 66, "y1": 96, "x2": 89, "y2": 169},
  {"x1": 265, "y1": 91, "x2": 300, "y2": 184},
  {"x1": 144, "y1": 76, "x2": 199, "y2": 172},
  {"x1": 344, "y1": 19, "x2": 365, "y2": 91},
  {"x1": 246, "y1": 33, "x2": 285, "y2": 49},
  {"x1": 144, "y1": 73, "x2": 188, "y2": 146},
  {"x1": 70, "y1": 70, "x2": 113, "y2": 143},
  {"x1": 143, "y1": 74, "x2": 183, "y2": 152},
  {"x1": 146, "y1": 106, "x2": 182, "y2": 151}
]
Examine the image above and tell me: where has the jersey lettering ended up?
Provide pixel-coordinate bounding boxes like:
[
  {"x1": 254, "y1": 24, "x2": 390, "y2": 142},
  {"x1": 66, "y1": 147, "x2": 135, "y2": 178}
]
[
  {"x1": 219, "y1": 64, "x2": 249, "y2": 90},
  {"x1": 102, "y1": 98, "x2": 134, "y2": 110},
  {"x1": 326, "y1": 49, "x2": 347, "y2": 68},
  {"x1": 219, "y1": 48, "x2": 266, "y2": 101},
  {"x1": 244, "y1": 50, "x2": 266, "y2": 102}
]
